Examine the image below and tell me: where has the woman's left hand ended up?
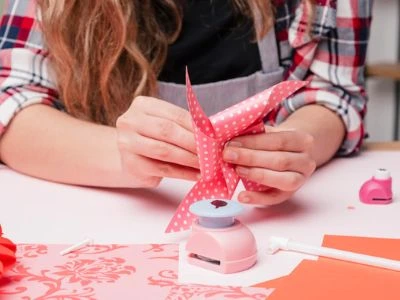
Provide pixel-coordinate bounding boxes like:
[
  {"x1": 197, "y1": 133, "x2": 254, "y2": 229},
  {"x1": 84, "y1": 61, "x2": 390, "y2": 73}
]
[{"x1": 222, "y1": 126, "x2": 317, "y2": 205}]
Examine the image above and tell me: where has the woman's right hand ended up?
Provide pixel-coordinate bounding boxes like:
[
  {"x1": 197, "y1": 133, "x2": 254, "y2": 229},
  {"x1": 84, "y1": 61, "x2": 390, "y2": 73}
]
[{"x1": 116, "y1": 96, "x2": 200, "y2": 188}]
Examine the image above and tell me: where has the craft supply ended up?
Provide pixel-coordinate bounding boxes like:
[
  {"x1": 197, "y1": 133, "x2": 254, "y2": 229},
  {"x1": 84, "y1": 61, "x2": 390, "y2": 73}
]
[
  {"x1": 267, "y1": 236, "x2": 400, "y2": 272},
  {"x1": 165, "y1": 69, "x2": 308, "y2": 233},
  {"x1": 59, "y1": 237, "x2": 93, "y2": 256},
  {"x1": 359, "y1": 168, "x2": 393, "y2": 204},
  {"x1": 0, "y1": 225, "x2": 17, "y2": 277},
  {"x1": 186, "y1": 199, "x2": 257, "y2": 274}
]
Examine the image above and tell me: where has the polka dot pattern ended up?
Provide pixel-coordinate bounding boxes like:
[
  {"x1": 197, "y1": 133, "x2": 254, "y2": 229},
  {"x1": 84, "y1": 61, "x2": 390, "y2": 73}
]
[{"x1": 165, "y1": 71, "x2": 308, "y2": 233}]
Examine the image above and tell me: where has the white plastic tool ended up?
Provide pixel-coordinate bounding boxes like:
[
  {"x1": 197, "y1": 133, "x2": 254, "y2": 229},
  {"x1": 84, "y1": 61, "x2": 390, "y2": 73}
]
[
  {"x1": 60, "y1": 237, "x2": 94, "y2": 256},
  {"x1": 267, "y1": 236, "x2": 400, "y2": 272}
]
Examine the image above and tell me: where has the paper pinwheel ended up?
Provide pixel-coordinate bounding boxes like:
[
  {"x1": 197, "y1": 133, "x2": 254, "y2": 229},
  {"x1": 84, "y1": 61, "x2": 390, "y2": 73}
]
[{"x1": 165, "y1": 70, "x2": 307, "y2": 233}]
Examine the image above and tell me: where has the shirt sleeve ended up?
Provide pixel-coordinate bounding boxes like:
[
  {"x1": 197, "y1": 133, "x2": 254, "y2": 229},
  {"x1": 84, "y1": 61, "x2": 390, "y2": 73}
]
[
  {"x1": 0, "y1": 0, "x2": 61, "y2": 138},
  {"x1": 272, "y1": 0, "x2": 372, "y2": 156}
]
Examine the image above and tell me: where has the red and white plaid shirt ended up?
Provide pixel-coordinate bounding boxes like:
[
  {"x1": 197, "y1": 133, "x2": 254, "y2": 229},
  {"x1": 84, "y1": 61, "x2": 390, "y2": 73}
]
[{"x1": 0, "y1": 0, "x2": 372, "y2": 155}]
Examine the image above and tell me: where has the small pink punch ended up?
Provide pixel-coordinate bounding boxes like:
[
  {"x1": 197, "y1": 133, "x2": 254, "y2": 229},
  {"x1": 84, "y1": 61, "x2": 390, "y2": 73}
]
[{"x1": 359, "y1": 169, "x2": 393, "y2": 205}]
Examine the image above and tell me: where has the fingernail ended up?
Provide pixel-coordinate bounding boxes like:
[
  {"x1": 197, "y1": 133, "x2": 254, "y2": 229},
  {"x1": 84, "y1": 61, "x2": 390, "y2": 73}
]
[
  {"x1": 240, "y1": 196, "x2": 251, "y2": 203},
  {"x1": 227, "y1": 141, "x2": 242, "y2": 148},
  {"x1": 236, "y1": 166, "x2": 250, "y2": 176},
  {"x1": 224, "y1": 149, "x2": 238, "y2": 162},
  {"x1": 197, "y1": 173, "x2": 202, "y2": 180}
]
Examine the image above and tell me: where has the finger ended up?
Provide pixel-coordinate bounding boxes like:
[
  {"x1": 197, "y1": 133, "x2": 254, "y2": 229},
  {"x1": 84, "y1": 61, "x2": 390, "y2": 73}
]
[
  {"x1": 119, "y1": 154, "x2": 162, "y2": 188},
  {"x1": 238, "y1": 189, "x2": 292, "y2": 206},
  {"x1": 119, "y1": 132, "x2": 199, "y2": 169},
  {"x1": 133, "y1": 96, "x2": 194, "y2": 132},
  {"x1": 150, "y1": 161, "x2": 200, "y2": 181},
  {"x1": 230, "y1": 129, "x2": 314, "y2": 153},
  {"x1": 122, "y1": 153, "x2": 200, "y2": 181},
  {"x1": 223, "y1": 147, "x2": 316, "y2": 175},
  {"x1": 264, "y1": 125, "x2": 296, "y2": 133},
  {"x1": 119, "y1": 112, "x2": 197, "y2": 155},
  {"x1": 236, "y1": 167, "x2": 306, "y2": 191}
]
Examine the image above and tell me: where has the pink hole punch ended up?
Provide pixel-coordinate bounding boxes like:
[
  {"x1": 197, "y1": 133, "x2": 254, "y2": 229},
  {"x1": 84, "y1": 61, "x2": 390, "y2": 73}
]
[
  {"x1": 185, "y1": 199, "x2": 257, "y2": 274},
  {"x1": 359, "y1": 169, "x2": 393, "y2": 204}
]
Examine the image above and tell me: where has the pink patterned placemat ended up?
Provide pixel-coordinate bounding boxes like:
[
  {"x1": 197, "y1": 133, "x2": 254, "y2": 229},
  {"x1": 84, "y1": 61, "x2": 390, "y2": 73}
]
[{"x1": 0, "y1": 244, "x2": 272, "y2": 299}]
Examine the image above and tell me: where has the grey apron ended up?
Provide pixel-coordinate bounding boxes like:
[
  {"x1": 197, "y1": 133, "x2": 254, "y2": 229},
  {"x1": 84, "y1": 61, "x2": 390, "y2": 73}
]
[{"x1": 157, "y1": 28, "x2": 284, "y2": 116}]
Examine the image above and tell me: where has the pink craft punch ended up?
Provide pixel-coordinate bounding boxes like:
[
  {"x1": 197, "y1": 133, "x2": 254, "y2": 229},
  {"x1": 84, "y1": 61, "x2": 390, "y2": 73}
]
[
  {"x1": 359, "y1": 168, "x2": 393, "y2": 204},
  {"x1": 186, "y1": 199, "x2": 257, "y2": 274}
]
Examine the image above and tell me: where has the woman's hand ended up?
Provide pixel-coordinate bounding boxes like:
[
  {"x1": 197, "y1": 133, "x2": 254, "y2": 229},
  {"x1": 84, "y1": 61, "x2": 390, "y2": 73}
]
[
  {"x1": 116, "y1": 96, "x2": 200, "y2": 188},
  {"x1": 223, "y1": 126, "x2": 316, "y2": 205}
]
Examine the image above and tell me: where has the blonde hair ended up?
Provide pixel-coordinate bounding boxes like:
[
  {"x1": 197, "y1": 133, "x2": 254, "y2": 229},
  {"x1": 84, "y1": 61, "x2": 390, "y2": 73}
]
[{"x1": 38, "y1": 0, "x2": 312, "y2": 125}]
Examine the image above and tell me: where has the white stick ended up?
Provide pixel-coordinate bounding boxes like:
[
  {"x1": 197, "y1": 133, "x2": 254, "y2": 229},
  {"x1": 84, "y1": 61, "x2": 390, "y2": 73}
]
[
  {"x1": 60, "y1": 238, "x2": 94, "y2": 256},
  {"x1": 267, "y1": 236, "x2": 400, "y2": 272}
]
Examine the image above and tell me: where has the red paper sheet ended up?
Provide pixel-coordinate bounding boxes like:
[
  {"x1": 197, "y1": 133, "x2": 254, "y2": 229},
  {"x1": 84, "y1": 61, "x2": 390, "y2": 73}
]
[{"x1": 254, "y1": 235, "x2": 400, "y2": 300}]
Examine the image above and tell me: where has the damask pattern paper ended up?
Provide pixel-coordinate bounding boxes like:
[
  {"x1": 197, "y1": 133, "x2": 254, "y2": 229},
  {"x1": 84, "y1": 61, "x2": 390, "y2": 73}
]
[{"x1": 0, "y1": 244, "x2": 272, "y2": 299}]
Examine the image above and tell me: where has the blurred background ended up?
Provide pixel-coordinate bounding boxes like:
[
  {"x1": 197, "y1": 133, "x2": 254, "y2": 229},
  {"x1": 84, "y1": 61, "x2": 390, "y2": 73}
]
[
  {"x1": 0, "y1": 1, "x2": 398, "y2": 142},
  {"x1": 364, "y1": 0, "x2": 399, "y2": 142}
]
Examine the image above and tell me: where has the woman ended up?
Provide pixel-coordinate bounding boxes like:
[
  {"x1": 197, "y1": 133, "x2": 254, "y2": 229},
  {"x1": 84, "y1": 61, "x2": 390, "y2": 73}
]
[{"x1": 0, "y1": 0, "x2": 371, "y2": 205}]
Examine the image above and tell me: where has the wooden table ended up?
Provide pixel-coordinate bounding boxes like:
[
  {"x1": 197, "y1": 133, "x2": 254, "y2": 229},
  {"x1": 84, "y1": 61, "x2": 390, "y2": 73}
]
[
  {"x1": 364, "y1": 141, "x2": 400, "y2": 151},
  {"x1": 366, "y1": 63, "x2": 400, "y2": 81}
]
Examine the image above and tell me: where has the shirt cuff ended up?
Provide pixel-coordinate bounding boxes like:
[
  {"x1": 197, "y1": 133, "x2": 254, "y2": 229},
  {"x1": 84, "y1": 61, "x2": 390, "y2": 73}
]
[
  {"x1": 0, "y1": 87, "x2": 62, "y2": 138},
  {"x1": 273, "y1": 88, "x2": 365, "y2": 156}
]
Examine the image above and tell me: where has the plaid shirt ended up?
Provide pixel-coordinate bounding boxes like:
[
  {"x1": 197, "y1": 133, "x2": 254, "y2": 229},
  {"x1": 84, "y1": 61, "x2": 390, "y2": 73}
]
[{"x1": 0, "y1": 0, "x2": 372, "y2": 155}]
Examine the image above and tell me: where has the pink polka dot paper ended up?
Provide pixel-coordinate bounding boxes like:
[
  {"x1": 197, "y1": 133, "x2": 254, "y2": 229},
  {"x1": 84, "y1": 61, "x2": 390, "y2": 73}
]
[{"x1": 164, "y1": 70, "x2": 308, "y2": 233}]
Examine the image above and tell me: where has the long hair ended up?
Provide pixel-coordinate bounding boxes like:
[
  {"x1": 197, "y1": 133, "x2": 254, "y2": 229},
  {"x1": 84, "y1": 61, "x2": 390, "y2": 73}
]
[{"x1": 37, "y1": 0, "x2": 312, "y2": 125}]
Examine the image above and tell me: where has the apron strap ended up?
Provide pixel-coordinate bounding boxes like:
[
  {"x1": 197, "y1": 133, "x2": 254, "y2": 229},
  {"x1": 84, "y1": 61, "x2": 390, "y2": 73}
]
[{"x1": 257, "y1": 27, "x2": 281, "y2": 73}]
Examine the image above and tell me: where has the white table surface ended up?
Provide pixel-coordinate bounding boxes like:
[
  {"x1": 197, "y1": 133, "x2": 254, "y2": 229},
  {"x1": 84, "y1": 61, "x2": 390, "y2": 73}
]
[
  {"x1": 1, "y1": 150, "x2": 399, "y2": 244},
  {"x1": 1, "y1": 150, "x2": 399, "y2": 281}
]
